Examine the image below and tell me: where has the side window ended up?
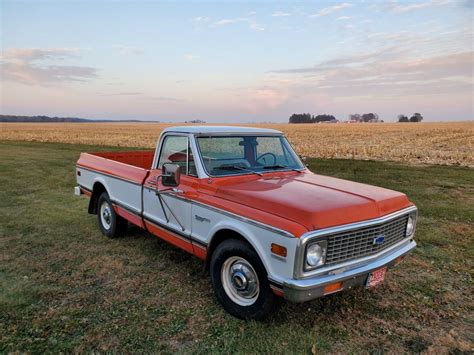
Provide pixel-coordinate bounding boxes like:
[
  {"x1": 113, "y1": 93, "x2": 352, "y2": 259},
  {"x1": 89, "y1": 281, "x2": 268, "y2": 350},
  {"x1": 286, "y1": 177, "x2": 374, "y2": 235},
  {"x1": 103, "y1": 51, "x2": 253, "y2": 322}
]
[{"x1": 158, "y1": 136, "x2": 195, "y2": 176}]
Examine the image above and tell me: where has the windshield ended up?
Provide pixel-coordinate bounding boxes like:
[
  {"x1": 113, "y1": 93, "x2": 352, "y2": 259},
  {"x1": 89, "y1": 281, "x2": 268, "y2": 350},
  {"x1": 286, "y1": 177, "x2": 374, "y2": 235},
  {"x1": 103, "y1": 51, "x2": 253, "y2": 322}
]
[{"x1": 196, "y1": 135, "x2": 304, "y2": 176}]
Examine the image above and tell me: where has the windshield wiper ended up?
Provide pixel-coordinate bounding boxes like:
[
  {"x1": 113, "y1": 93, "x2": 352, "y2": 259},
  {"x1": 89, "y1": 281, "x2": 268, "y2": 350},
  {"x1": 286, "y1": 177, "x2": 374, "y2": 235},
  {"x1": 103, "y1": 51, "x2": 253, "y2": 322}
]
[
  {"x1": 214, "y1": 165, "x2": 263, "y2": 176},
  {"x1": 263, "y1": 165, "x2": 302, "y2": 173}
]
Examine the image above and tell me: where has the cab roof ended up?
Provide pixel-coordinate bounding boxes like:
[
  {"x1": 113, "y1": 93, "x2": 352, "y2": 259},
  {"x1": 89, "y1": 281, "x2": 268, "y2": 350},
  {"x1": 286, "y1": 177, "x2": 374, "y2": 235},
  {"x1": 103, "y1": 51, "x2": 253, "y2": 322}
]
[{"x1": 162, "y1": 125, "x2": 282, "y2": 135}]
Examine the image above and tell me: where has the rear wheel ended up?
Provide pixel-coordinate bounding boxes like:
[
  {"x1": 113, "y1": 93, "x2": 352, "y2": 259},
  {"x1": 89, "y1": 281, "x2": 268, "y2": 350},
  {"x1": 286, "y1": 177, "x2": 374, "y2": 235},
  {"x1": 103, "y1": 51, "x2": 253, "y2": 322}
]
[
  {"x1": 97, "y1": 192, "x2": 127, "y2": 238},
  {"x1": 210, "y1": 239, "x2": 278, "y2": 320}
]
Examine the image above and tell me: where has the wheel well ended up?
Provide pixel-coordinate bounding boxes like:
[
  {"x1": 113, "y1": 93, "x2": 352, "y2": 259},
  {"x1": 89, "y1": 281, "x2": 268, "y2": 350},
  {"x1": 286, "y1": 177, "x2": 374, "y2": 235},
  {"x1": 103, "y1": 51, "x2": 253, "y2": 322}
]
[
  {"x1": 88, "y1": 182, "x2": 107, "y2": 214},
  {"x1": 204, "y1": 229, "x2": 253, "y2": 271}
]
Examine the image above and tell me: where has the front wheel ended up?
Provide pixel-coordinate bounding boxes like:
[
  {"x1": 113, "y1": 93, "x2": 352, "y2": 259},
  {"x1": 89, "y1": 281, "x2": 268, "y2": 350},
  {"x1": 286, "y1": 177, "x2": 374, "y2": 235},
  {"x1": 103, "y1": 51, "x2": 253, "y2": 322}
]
[
  {"x1": 97, "y1": 192, "x2": 127, "y2": 238},
  {"x1": 210, "y1": 239, "x2": 278, "y2": 320}
]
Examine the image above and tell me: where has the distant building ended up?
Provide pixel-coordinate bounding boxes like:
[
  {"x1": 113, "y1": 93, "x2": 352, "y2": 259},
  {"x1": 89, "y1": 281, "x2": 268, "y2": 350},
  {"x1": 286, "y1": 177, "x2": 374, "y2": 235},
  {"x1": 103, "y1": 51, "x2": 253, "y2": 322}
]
[{"x1": 185, "y1": 119, "x2": 206, "y2": 123}]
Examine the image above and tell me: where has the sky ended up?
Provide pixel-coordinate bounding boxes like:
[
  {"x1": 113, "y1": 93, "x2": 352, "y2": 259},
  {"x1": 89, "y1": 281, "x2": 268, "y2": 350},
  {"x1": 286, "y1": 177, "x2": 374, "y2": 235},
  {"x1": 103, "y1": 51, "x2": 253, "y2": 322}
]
[{"x1": 1, "y1": 0, "x2": 473, "y2": 122}]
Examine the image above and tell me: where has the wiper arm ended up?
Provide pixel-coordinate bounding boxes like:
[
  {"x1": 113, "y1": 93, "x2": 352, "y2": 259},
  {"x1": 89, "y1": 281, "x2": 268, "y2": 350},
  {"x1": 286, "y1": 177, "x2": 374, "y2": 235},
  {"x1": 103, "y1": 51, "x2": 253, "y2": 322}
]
[
  {"x1": 214, "y1": 165, "x2": 263, "y2": 176},
  {"x1": 263, "y1": 165, "x2": 302, "y2": 173}
]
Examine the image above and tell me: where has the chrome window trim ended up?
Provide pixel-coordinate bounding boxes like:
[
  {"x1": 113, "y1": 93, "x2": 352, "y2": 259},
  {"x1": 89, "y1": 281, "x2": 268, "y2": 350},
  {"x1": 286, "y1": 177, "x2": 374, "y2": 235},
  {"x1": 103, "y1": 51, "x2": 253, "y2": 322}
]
[
  {"x1": 194, "y1": 134, "x2": 306, "y2": 178},
  {"x1": 156, "y1": 133, "x2": 190, "y2": 173},
  {"x1": 293, "y1": 205, "x2": 418, "y2": 279},
  {"x1": 193, "y1": 132, "x2": 284, "y2": 137}
]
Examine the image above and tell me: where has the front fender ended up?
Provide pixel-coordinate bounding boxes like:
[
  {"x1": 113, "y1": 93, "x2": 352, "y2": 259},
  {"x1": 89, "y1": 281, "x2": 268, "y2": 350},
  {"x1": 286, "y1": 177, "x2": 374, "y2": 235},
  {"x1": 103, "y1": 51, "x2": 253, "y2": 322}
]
[{"x1": 205, "y1": 220, "x2": 298, "y2": 283}]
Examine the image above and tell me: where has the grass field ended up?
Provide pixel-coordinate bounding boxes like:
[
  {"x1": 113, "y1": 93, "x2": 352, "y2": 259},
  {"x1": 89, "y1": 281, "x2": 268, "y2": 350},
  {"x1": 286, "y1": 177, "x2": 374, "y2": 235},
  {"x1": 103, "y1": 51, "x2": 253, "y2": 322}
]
[
  {"x1": 1, "y1": 121, "x2": 473, "y2": 167},
  {"x1": 1, "y1": 140, "x2": 472, "y2": 353}
]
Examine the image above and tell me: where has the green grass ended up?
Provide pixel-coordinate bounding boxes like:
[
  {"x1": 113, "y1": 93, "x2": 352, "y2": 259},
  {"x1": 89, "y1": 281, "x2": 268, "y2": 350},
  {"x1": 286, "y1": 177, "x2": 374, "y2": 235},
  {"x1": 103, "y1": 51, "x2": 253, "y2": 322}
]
[{"x1": 1, "y1": 141, "x2": 473, "y2": 353}]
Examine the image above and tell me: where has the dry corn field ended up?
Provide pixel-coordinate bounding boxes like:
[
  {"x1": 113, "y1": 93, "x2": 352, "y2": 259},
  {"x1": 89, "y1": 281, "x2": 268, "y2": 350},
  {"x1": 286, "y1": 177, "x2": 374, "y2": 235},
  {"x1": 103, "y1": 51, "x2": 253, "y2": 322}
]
[{"x1": 1, "y1": 122, "x2": 473, "y2": 167}]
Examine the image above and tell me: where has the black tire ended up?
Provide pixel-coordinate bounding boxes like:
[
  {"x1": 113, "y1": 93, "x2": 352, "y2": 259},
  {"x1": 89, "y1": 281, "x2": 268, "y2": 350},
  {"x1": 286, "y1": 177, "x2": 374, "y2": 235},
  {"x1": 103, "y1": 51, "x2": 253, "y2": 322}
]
[
  {"x1": 210, "y1": 239, "x2": 278, "y2": 320},
  {"x1": 97, "y1": 192, "x2": 127, "y2": 238}
]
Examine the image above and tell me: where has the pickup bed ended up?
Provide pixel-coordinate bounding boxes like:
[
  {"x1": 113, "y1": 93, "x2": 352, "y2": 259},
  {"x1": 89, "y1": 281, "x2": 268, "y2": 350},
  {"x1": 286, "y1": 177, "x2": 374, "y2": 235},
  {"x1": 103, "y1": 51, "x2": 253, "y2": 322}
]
[{"x1": 75, "y1": 126, "x2": 417, "y2": 320}]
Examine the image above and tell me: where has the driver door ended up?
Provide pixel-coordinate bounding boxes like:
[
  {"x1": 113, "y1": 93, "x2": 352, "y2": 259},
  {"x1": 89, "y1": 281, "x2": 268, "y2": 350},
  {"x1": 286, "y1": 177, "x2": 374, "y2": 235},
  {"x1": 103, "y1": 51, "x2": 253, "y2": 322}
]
[{"x1": 142, "y1": 134, "x2": 198, "y2": 253}]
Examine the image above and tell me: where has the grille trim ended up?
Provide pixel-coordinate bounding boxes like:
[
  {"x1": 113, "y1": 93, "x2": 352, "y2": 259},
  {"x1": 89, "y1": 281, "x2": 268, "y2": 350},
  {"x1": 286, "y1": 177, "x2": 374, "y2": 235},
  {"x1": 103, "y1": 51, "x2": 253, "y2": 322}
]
[
  {"x1": 294, "y1": 206, "x2": 418, "y2": 279},
  {"x1": 324, "y1": 215, "x2": 409, "y2": 265}
]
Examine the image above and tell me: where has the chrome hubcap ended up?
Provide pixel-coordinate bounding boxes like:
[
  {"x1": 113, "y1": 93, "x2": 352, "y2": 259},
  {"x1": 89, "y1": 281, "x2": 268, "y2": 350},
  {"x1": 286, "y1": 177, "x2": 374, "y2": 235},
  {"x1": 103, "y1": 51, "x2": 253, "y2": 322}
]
[
  {"x1": 221, "y1": 256, "x2": 259, "y2": 306},
  {"x1": 100, "y1": 202, "x2": 112, "y2": 230}
]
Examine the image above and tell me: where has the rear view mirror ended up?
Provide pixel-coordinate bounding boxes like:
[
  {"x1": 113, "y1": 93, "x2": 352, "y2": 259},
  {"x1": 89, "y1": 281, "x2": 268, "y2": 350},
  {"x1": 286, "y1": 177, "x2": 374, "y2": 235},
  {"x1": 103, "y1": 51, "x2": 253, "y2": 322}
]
[{"x1": 162, "y1": 163, "x2": 181, "y2": 187}]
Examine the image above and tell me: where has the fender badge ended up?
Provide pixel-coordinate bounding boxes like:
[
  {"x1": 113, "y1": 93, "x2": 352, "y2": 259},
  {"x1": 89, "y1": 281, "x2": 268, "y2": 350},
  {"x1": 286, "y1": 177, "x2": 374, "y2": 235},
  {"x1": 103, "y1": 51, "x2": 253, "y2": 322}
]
[{"x1": 195, "y1": 215, "x2": 211, "y2": 223}]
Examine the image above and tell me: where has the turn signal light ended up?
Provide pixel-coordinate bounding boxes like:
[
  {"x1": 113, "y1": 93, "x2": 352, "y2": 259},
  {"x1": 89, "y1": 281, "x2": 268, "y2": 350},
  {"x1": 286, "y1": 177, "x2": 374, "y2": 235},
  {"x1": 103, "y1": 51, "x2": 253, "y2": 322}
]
[
  {"x1": 323, "y1": 282, "x2": 343, "y2": 295},
  {"x1": 271, "y1": 243, "x2": 287, "y2": 257}
]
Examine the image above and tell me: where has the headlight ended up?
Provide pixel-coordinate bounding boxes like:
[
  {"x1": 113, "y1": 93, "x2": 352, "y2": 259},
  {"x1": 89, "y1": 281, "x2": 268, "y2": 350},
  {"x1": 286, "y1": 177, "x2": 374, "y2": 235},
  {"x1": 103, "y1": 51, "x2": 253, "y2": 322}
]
[
  {"x1": 406, "y1": 215, "x2": 415, "y2": 236},
  {"x1": 306, "y1": 241, "x2": 327, "y2": 269}
]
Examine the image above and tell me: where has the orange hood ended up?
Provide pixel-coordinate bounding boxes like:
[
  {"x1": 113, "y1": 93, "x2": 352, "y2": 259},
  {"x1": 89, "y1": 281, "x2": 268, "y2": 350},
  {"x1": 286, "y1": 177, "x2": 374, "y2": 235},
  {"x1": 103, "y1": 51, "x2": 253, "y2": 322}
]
[{"x1": 212, "y1": 171, "x2": 411, "y2": 230}]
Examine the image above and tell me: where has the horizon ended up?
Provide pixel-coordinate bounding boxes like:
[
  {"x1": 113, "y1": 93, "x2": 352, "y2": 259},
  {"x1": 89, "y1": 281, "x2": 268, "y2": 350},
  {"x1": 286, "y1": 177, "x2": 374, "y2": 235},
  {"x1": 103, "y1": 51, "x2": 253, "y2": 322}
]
[
  {"x1": 1, "y1": 0, "x2": 473, "y2": 122},
  {"x1": 2, "y1": 113, "x2": 474, "y2": 124}
]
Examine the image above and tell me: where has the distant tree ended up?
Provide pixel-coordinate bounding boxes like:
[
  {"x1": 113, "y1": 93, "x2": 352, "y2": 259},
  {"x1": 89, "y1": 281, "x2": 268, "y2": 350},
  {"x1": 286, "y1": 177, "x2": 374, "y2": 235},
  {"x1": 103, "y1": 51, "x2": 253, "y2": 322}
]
[
  {"x1": 409, "y1": 113, "x2": 423, "y2": 122},
  {"x1": 349, "y1": 113, "x2": 361, "y2": 122},
  {"x1": 361, "y1": 113, "x2": 379, "y2": 122},
  {"x1": 398, "y1": 114, "x2": 409, "y2": 122},
  {"x1": 289, "y1": 113, "x2": 337, "y2": 123},
  {"x1": 185, "y1": 119, "x2": 206, "y2": 123},
  {"x1": 289, "y1": 113, "x2": 313, "y2": 123},
  {"x1": 313, "y1": 114, "x2": 336, "y2": 122}
]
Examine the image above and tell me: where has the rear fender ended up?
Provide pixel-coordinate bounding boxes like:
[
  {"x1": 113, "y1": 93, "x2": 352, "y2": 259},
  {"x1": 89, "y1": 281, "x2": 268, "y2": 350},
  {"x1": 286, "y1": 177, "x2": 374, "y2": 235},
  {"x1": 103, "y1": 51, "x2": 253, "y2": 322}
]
[{"x1": 88, "y1": 178, "x2": 109, "y2": 214}]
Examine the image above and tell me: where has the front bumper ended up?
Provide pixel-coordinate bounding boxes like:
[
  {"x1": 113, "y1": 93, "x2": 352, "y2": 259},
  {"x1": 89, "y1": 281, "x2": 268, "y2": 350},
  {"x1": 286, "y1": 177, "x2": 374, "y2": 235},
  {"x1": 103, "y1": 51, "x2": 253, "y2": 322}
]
[{"x1": 283, "y1": 239, "x2": 416, "y2": 303}]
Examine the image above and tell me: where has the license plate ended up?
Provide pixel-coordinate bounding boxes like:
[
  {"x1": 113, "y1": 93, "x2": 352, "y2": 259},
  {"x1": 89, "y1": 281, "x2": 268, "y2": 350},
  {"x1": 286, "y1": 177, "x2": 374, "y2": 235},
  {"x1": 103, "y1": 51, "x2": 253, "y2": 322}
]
[{"x1": 366, "y1": 267, "x2": 387, "y2": 288}]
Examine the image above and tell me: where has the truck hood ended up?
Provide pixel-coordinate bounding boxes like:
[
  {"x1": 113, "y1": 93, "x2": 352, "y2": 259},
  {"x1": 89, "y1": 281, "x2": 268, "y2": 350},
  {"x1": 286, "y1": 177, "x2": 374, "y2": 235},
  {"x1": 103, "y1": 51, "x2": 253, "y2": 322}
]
[{"x1": 213, "y1": 171, "x2": 411, "y2": 231}]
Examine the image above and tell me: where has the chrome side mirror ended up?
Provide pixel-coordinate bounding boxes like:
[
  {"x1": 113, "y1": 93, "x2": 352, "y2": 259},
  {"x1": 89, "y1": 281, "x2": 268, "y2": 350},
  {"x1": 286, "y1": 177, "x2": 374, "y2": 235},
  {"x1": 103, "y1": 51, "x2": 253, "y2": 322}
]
[{"x1": 162, "y1": 163, "x2": 181, "y2": 187}]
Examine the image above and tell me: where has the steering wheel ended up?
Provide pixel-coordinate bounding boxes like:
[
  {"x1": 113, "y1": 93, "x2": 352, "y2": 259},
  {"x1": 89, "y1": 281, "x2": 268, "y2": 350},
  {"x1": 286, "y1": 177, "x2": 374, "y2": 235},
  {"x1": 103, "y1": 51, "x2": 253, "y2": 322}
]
[{"x1": 256, "y1": 152, "x2": 277, "y2": 166}]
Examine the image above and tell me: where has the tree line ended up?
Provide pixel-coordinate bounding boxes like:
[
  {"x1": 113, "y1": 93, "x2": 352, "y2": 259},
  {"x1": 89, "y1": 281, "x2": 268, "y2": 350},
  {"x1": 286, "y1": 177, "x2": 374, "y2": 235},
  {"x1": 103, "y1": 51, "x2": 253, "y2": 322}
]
[
  {"x1": 398, "y1": 113, "x2": 423, "y2": 122},
  {"x1": 288, "y1": 113, "x2": 336, "y2": 123},
  {"x1": 0, "y1": 115, "x2": 148, "y2": 123},
  {"x1": 288, "y1": 112, "x2": 424, "y2": 123}
]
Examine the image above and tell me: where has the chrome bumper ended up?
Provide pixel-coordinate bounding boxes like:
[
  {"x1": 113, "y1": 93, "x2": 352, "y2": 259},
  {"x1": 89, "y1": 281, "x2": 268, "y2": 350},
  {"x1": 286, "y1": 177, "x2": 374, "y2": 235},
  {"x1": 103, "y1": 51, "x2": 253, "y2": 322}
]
[{"x1": 283, "y1": 239, "x2": 416, "y2": 303}]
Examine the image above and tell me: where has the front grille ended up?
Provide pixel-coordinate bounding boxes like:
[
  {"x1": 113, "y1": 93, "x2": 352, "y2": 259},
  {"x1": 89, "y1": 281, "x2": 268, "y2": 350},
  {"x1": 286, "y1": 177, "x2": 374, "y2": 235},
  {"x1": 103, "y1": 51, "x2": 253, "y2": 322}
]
[{"x1": 325, "y1": 215, "x2": 409, "y2": 265}]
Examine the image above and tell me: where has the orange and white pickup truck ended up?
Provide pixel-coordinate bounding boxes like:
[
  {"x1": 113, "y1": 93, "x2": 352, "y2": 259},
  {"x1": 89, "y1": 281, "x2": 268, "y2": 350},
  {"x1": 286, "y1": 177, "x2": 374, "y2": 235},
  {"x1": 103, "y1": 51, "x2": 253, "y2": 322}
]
[{"x1": 75, "y1": 126, "x2": 417, "y2": 319}]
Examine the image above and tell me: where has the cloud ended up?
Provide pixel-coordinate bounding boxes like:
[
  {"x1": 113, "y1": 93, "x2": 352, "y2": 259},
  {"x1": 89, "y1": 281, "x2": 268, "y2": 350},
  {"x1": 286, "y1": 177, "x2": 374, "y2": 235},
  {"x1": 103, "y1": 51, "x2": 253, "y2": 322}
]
[
  {"x1": 98, "y1": 91, "x2": 183, "y2": 102},
  {"x1": 337, "y1": 16, "x2": 352, "y2": 20},
  {"x1": 0, "y1": 47, "x2": 97, "y2": 85},
  {"x1": 463, "y1": 0, "x2": 474, "y2": 8},
  {"x1": 214, "y1": 18, "x2": 245, "y2": 26},
  {"x1": 99, "y1": 92, "x2": 143, "y2": 96},
  {"x1": 192, "y1": 16, "x2": 210, "y2": 23},
  {"x1": 184, "y1": 54, "x2": 200, "y2": 61},
  {"x1": 1, "y1": 48, "x2": 81, "y2": 62},
  {"x1": 271, "y1": 47, "x2": 403, "y2": 74},
  {"x1": 270, "y1": 49, "x2": 473, "y2": 99},
  {"x1": 249, "y1": 22, "x2": 265, "y2": 31},
  {"x1": 388, "y1": 0, "x2": 452, "y2": 13},
  {"x1": 111, "y1": 45, "x2": 144, "y2": 55},
  {"x1": 309, "y1": 3, "x2": 353, "y2": 18},
  {"x1": 272, "y1": 11, "x2": 291, "y2": 17},
  {"x1": 213, "y1": 17, "x2": 264, "y2": 31},
  {"x1": 142, "y1": 96, "x2": 184, "y2": 102}
]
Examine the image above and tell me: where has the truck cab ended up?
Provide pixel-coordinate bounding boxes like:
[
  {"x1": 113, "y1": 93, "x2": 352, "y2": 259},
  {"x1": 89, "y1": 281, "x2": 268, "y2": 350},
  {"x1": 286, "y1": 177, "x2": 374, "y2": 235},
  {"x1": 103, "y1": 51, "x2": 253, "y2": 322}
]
[{"x1": 75, "y1": 126, "x2": 417, "y2": 320}]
